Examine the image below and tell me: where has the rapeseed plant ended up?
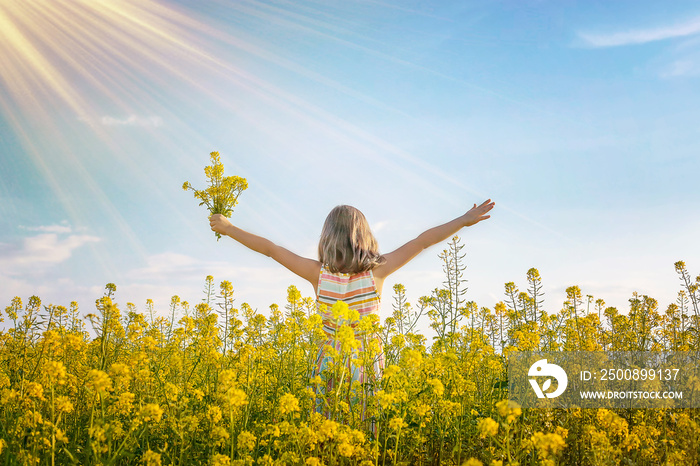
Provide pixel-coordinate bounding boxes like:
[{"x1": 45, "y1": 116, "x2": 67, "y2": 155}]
[
  {"x1": 183, "y1": 152, "x2": 248, "y2": 240},
  {"x1": 1, "y1": 255, "x2": 699, "y2": 464}
]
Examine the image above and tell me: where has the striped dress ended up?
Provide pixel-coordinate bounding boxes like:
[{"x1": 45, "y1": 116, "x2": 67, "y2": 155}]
[{"x1": 313, "y1": 265, "x2": 384, "y2": 429}]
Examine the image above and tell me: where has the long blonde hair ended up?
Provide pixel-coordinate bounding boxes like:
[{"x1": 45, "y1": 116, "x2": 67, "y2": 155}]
[{"x1": 318, "y1": 205, "x2": 385, "y2": 274}]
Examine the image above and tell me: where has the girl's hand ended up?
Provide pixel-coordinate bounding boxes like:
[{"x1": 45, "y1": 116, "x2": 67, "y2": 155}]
[
  {"x1": 463, "y1": 199, "x2": 495, "y2": 226},
  {"x1": 209, "y1": 214, "x2": 233, "y2": 235}
]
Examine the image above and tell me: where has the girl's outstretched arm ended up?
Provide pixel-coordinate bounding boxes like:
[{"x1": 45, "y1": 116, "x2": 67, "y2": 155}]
[
  {"x1": 209, "y1": 214, "x2": 321, "y2": 286},
  {"x1": 374, "y1": 199, "x2": 494, "y2": 280}
]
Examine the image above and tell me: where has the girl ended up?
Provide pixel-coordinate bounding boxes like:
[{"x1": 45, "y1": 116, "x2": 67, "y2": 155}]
[
  {"x1": 209, "y1": 199, "x2": 494, "y2": 427},
  {"x1": 209, "y1": 200, "x2": 494, "y2": 298}
]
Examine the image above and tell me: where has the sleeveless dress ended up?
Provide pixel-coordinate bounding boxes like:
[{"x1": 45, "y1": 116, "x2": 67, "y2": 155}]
[{"x1": 312, "y1": 265, "x2": 385, "y2": 431}]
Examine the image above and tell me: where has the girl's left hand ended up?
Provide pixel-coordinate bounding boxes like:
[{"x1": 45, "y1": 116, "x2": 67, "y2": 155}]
[{"x1": 463, "y1": 199, "x2": 495, "y2": 226}]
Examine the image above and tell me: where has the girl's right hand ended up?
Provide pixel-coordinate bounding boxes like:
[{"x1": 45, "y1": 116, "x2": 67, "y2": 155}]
[{"x1": 209, "y1": 214, "x2": 233, "y2": 235}]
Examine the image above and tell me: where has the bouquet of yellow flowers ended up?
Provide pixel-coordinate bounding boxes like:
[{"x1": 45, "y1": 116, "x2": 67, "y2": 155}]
[{"x1": 183, "y1": 151, "x2": 248, "y2": 240}]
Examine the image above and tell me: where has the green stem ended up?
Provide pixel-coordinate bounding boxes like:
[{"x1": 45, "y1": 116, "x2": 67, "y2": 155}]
[
  {"x1": 393, "y1": 428, "x2": 401, "y2": 466},
  {"x1": 230, "y1": 403, "x2": 234, "y2": 459},
  {"x1": 51, "y1": 383, "x2": 55, "y2": 466}
]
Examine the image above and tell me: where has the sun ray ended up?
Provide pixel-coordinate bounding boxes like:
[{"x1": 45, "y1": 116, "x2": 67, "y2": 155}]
[{"x1": 0, "y1": 0, "x2": 549, "y2": 272}]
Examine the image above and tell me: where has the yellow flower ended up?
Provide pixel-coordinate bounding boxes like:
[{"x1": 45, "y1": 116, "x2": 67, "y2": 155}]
[
  {"x1": 375, "y1": 390, "x2": 396, "y2": 409},
  {"x1": 310, "y1": 375, "x2": 323, "y2": 386},
  {"x1": 495, "y1": 400, "x2": 521, "y2": 419},
  {"x1": 211, "y1": 426, "x2": 229, "y2": 447},
  {"x1": 403, "y1": 349, "x2": 423, "y2": 367},
  {"x1": 207, "y1": 405, "x2": 223, "y2": 424},
  {"x1": 555, "y1": 426, "x2": 569, "y2": 439},
  {"x1": 109, "y1": 363, "x2": 131, "y2": 380},
  {"x1": 185, "y1": 152, "x2": 248, "y2": 240},
  {"x1": 264, "y1": 423, "x2": 281, "y2": 438},
  {"x1": 219, "y1": 369, "x2": 237, "y2": 389},
  {"x1": 337, "y1": 325, "x2": 359, "y2": 353},
  {"x1": 139, "y1": 403, "x2": 163, "y2": 423},
  {"x1": 350, "y1": 429, "x2": 365, "y2": 444},
  {"x1": 44, "y1": 361, "x2": 67, "y2": 385},
  {"x1": 596, "y1": 408, "x2": 628, "y2": 437},
  {"x1": 338, "y1": 442, "x2": 355, "y2": 457},
  {"x1": 86, "y1": 369, "x2": 113, "y2": 394},
  {"x1": 141, "y1": 450, "x2": 162, "y2": 466},
  {"x1": 0, "y1": 389, "x2": 17, "y2": 406},
  {"x1": 89, "y1": 425, "x2": 107, "y2": 443},
  {"x1": 318, "y1": 419, "x2": 339, "y2": 441},
  {"x1": 622, "y1": 433, "x2": 641, "y2": 452},
  {"x1": 477, "y1": 417, "x2": 499, "y2": 438},
  {"x1": 331, "y1": 301, "x2": 350, "y2": 321},
  {"x1": 163, "y1": 382, "x2": 179, "y2": 402},
  {"x1": 427, "y1": 378, "x2": 444, "y2": 397},
  {"x1": 357, "y1": 313, "x2": 379, "y2": 333},
  {"x1": 224, "y1": 388, "x2": 248, "y2": 409},
  {"x1": 392, "y1": 334, "x2": 406, "y2": 347},
  {"x1": 462, "y1": 459, "x2": 483, "y2": 466},
  {"x1": 384, "y1": 365, "x2": 401, "y2": 379},
  {"x1": 279, "y1": 393, "x2": 300, "y2": 416},
  {"x1": 532, "y1": 432, "x2": 567, "y2": 457},
  {"x1": 210, "y1": 453, "x2": 231, "y2": 466},
  {"x1": 109, "y1": 392, "x2": 135, "y2": 416},
  {"x1": 25, "y1": 382, "x2": 45, "y2": 401},
  {"x1": 55, "y1": 428, "x2": 69, "y2": 443},
  {"x1": 23, "y1": 410, "x2": 42, "y2": 428},
  {"x1": 55, "y1": 396, "x2": 74, "y2": 414},
  {"x1": 389, "y1": 417, "x2": 407, "y2": 431},
  {"x1": 305, "y1": 458, "x2": 323, "y2": 466},
  {"x1": 237, "y1": 430, "x2": 256, "y2": 451}
]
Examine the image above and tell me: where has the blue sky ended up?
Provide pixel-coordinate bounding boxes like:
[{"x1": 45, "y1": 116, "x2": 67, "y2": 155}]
[{"x1": 1, "y1": 0, "x2": 698, "y2": 327}]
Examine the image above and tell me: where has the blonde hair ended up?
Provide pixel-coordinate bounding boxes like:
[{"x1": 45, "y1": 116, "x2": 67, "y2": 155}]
[{"x1": 318, "y1": 205, "x2": 385, "y2": 274}]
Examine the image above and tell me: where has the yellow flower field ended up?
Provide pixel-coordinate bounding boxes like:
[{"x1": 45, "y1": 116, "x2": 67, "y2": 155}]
[{"x1": 1, "y1": 245, "x2": 699, "y2": 465}]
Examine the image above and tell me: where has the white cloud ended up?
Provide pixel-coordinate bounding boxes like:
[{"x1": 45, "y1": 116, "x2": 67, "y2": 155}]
[
  {"x1": 579, "y1": 16, "x2": 700, "y2": 47},
  {"x1": 0, "y1": 231, "x2": 101, "y2": 275},
  {"x1": 127, "y1": 252, "x2": 231, "y2": 282},
  {"x1": 660, "y1": 39, "x2": 700, "y2": 78},
  {"x1": 122, "y1": 251, "x2": 316, "y2": 314},
  {"x1": 100, "y1": 115, "x2": 163, "y2": 127},
  {"x1": 0, "y1": 275, "x2": 101, "y2": 309},
  {"x1": 0, "y1": 228, "x2": 101, "y2": 311},
  {"x1": 371, "y1": 220, "x2": 389, "y2": 233},
  {"x1": 20, "y1": 224, "x2": 73, "y2": 234}
]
